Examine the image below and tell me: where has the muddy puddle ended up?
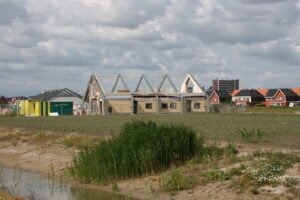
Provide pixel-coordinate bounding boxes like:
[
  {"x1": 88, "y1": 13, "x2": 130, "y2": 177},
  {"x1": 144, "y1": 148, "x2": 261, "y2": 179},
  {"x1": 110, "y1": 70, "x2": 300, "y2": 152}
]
[{"x1": 0, "y1": 166, "x2": 127, "y2": 200}]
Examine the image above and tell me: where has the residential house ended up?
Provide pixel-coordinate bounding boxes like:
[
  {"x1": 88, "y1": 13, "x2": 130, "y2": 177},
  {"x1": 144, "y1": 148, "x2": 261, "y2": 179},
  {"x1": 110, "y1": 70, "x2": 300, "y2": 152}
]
[
  {"x1": 18, "y1": 88, "x2": 84, "y2": 116},
  {"x1": 83, "y1": 74, "x2": 207, "y2": 115},
  {"x1": 232, "y1": 89, "x2": 265, "y2": 106},
  {"x1": 207, "y1": 90, "x2": 232, "y2": 104},
  {"x1": 264, "y1": 89, "x2": 300, "y2": 107}
]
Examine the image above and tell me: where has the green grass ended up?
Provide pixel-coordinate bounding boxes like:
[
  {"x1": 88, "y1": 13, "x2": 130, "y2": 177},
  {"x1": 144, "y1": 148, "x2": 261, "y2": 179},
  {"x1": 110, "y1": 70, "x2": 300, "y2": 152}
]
[
  {"x1": 0, "y1": 113, "x2": 300, "y2": 149},
  {"x1": 246, "y1": 106, "x2": 300, "y2": 114}
]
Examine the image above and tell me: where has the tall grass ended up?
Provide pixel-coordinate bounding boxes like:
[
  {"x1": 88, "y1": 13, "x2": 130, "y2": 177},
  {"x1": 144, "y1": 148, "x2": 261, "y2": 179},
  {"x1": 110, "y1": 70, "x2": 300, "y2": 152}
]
[{"x1": 70, "y1": 121, "x2": 203, "y2": 184}]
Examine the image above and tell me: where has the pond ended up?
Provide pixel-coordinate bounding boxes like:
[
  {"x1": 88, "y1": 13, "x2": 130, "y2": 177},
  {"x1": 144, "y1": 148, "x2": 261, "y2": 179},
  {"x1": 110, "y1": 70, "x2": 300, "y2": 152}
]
[{"x1": 0, "y1": 166, "x2": 128, "y2": 200}]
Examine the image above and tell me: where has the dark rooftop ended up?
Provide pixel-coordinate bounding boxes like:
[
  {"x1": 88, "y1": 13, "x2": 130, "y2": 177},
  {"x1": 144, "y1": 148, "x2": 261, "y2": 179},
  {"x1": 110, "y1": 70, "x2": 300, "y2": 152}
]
[
  {"x1": 234, "y1": 89, "x2": 264, "y2": 98},
  {"x1": 30, "y1": 88, "x2": 82, "y2": 101}
]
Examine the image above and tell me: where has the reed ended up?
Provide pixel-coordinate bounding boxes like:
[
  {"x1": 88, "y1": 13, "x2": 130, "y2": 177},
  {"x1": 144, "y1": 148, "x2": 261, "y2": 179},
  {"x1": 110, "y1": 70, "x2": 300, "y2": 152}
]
[{"x1": 70, "y1": 120, "x2": 203, "y2": 184}]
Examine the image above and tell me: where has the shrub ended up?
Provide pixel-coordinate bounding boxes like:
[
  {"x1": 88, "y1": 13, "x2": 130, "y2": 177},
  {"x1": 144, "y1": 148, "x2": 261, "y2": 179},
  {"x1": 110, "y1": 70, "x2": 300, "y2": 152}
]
[
  {"x1": 70, "y1": 121, "x2": 203, "y2": 184},
  {"x1": 204, "y1": 169, "x2": 231, "y2": 181},
  {"x1": 160, "y1": 168, "x2": 195, "y2": 192},
  {"x1": 238, "y1": 128, "x2": 265, "y2": 143}
]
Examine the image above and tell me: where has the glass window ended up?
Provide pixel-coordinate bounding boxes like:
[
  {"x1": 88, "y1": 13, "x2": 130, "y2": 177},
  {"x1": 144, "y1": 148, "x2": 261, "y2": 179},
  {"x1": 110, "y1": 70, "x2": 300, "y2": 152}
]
[
  {"x1": 145, "y1": 103, "x2": 152, "y2": 109},
  {"x1": 194, "y1": 103, "x2": 200, "y2": 109},
  {"x1": 161, "y1": 103, "x2": 168, "y2": 109},
  {"x1": 170, "y1": 103, "x2": 176, "y2": 109}
]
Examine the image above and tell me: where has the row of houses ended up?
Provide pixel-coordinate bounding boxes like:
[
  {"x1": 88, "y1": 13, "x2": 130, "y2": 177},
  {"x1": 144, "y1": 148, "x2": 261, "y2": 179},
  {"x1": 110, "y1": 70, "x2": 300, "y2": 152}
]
[
  {"x1": 207, "y1": 88, "x2": 300, "y2": 107},
  {"x1": 2, "y1": 74, "x2": 299, "y2": 116},
  {"x1": 83, "y1": 74, "x2": 207, "y2": 114}
]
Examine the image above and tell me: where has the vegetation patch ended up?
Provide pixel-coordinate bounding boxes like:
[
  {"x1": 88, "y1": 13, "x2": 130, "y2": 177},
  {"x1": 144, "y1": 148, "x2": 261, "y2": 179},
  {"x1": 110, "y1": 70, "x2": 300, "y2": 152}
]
[
  {"x1": 204, "y1": 169, "x2": 231, "y2": 181},
  {"x1": 63, "y1": 135, "x2": 101, "y2": 148},
  {"x1": 159, "y1": 168, "x2": 196, "y2": 193},
  {"x1": 230, "y1": 152, "x2": 300, "y2": 192},
  {"x1": 238, "y1": 128, "x2": 265, "y2": 143},
  {"x1": 191, "y1": 143, "x2": 238, "y2": 164},
  {"x1": 70, "y1": 121, "x2": 202, "y2": 184}
]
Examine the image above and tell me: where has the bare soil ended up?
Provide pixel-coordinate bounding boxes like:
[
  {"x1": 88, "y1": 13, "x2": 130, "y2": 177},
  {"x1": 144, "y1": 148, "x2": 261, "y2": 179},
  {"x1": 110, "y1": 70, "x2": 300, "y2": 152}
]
[{"x1": 0, "y1": 127, "x2": 299, "y2": 200}]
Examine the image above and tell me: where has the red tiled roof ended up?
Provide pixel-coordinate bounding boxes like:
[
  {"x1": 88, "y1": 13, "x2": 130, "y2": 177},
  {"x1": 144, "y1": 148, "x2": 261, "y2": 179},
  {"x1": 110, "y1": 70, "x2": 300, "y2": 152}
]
[
  {"x1": 257, "y1": 89, "x2": 269, "y2": 96},
  {"x1": 291, "y1": 88, "x2": 300, "y2": 96},
  {"x1": 231, "y1": 90, "x2": 241, "y2": 97}
]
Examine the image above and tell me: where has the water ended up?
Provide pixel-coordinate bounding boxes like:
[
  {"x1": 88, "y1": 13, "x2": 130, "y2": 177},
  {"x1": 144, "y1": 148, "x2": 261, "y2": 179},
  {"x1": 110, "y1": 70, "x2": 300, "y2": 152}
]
[{"x1": 0, "y1": 166, "x2": 126, "y2": 200}]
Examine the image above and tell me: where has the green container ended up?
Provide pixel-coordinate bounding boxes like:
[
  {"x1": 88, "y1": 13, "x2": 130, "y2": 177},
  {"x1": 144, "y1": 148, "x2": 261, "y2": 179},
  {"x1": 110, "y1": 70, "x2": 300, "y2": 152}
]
[{"x1": 50, "y1": 102, "x2": 73, "y2": 116}]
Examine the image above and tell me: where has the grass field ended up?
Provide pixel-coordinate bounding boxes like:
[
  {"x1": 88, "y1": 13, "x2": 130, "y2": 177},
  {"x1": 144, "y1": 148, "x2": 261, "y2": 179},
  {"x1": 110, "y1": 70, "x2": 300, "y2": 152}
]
[
  {"x1": 246, "y1": 106, "x2": 300, "y2": 114},
  {"x1": 0, "y1": 113, "x2": 299, "y2": 149}
]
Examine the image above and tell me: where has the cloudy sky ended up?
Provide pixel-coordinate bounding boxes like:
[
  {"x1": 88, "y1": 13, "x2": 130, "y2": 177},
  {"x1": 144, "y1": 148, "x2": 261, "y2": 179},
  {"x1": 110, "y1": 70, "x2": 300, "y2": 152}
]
[{"x1": 1, "y1": 0, "x2": 300, "y2": 96}]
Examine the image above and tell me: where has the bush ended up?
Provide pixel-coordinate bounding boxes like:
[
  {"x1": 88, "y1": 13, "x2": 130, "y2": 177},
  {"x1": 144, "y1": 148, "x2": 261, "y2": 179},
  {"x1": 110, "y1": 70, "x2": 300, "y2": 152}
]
[
  {"x1": 70, "y1": 120, "x2": 203, "y2": 184},
  {"x1": 205, "y1": 169, "x2": 231, "y2": 181},
  {"x1": 160, "y1": 168, "x2": 195, "y2": 192}
]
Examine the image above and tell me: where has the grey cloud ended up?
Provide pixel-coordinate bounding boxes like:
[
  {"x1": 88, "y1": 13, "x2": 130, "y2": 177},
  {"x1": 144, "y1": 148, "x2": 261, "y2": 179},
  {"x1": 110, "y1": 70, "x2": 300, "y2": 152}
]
[
  {"x1": 0, "y1": 0, "x2": 299, "y2": 96},
  {"x1": 0, "y1": 0, "x2": 28, "y2": 24}
]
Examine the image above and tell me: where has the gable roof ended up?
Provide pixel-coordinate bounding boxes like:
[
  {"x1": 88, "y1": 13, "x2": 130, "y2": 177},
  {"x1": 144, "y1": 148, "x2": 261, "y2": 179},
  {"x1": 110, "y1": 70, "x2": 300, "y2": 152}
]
[
  {"x1": 234, "y1": 89, "x2": 264, "y2": 98},
  {"x1": 231, "y1": 90, "x2": 241, "y2": 97},
  {"x1": 134, "y1": 74, "x2": 154, "y2": 93},
  {"x1": 179, "y1": 74, "x2": 205, "y2": 94},
  {"x1": 158, "y1": 74, "x2": 179, "y2": 93},
  {"x1": 257, "y1": 89, "x2": 269, "y2": 97},
  {"x1": 206, "y1": 90, "x2": 213, "y2": 97},
  {"x1": 266, "y1": 89, "x2": 278, "y2": 98},
  {"x1": 31, "y1": 88, "x2": 82, "y2": 101},
  {"x1": 215, "y1": 90, "x2": 232, "y2": 98},
  {"x1": 291, "y1": 88, "x2": 300, "y2": 96},
  {"x1": 280, "y1": 88, "x2": 299, "y2": 98}
]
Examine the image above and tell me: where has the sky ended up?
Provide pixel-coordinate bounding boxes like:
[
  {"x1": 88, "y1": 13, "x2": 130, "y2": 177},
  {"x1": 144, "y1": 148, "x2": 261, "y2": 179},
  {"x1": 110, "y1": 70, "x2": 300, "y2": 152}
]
[{"x1": 0, "y1": 0, "x2": 300, "y2": 96}]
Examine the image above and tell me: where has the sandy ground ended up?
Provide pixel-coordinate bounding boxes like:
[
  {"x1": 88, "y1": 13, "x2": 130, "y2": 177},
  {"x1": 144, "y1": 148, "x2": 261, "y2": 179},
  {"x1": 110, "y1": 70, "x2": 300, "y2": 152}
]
[{"x1": 0, "y1": 127, "x2": 299, "y2": 200}]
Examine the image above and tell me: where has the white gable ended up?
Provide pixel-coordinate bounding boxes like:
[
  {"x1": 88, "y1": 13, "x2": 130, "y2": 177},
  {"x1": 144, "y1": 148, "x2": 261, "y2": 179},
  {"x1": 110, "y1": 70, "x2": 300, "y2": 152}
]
[{"x1": 180, "y1": 74, "x2": 205, "y2": 94}]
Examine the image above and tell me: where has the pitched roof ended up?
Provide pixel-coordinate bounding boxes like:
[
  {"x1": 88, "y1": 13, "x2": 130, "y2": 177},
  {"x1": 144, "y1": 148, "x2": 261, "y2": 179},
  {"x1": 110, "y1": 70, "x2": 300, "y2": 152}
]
[
  {"x1": 266, "y1": 89, "x2": 278, "y2": 98},
  {"x1": 291, "y1": 88, "x2": 300, "y2": 96},
  {"x1": 206, "y1": 90, "x2": 213, "y2": 97},
  {"x1": 215, "y1": 90, "x2": 231, "y2": 98},
  {"x1": 257, "y1": 89, "x2": 269, "y2": 96},
  {"x1": 280, "y1": 89, "x2": 298, "y2": 97},
  {"x1": 234, "y1": 89, "x2": 264, "y2": 98},
  {"x1": 30, "y1": 88, "x2": 82, "y2": 101},
  {"x1": 231, "y1": 90, "x2": 240, "y2": 97}
]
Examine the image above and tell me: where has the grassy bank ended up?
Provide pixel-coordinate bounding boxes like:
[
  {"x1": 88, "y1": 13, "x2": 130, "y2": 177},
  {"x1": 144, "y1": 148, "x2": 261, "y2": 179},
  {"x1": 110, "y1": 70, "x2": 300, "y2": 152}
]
[{"x1": 0, "y1": 113, "x2": 299, "y2": 149}]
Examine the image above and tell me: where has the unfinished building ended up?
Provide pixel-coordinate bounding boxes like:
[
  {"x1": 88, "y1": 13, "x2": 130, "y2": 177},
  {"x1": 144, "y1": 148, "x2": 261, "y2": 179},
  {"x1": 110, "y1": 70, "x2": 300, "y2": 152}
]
[{"x1": 83, "y1": 74, "x2": 207, "y2": 115}]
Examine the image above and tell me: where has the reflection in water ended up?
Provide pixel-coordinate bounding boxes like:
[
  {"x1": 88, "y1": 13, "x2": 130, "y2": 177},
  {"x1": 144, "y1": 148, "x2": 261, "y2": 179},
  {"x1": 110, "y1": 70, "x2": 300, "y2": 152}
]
[{"x1": 0, "y1": 166, "x2": 125, "y2": 200}]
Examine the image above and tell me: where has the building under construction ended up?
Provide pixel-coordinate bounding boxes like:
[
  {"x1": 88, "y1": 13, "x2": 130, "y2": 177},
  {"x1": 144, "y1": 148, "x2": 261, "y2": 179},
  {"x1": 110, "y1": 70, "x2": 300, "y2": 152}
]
[{"x1": 83, "y1": 74, "x2": 208, "y2": 115}]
